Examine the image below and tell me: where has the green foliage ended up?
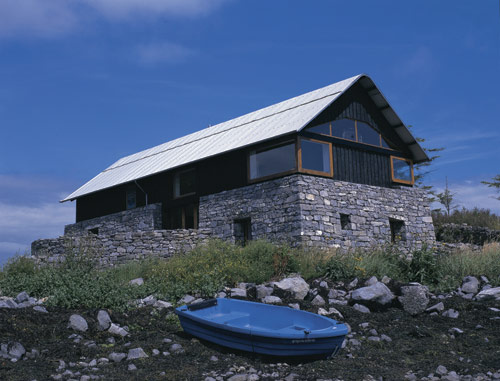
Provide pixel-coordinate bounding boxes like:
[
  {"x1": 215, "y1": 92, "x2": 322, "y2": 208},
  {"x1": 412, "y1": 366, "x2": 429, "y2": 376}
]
[
  {"x1": 481, "y1": 174, "x2": 500, "y2": 201},
  {"x1": 435, "y1": 177, "x2": 457, "y2": 216},
  {"x1": 400, "y1": 246, "x2": 440, "y2": 285},
  {"x1": 432, "y1": 207, "x2": 500, "y2": 230}
]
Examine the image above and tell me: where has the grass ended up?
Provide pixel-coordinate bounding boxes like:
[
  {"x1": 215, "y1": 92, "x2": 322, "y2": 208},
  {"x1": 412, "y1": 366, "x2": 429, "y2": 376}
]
[
  {"x1": 432, "y1": 207, "x2": 500, "y2": 230},
  {"x1": 1, "y1": 239, "x2": 499, "y2": 310}
]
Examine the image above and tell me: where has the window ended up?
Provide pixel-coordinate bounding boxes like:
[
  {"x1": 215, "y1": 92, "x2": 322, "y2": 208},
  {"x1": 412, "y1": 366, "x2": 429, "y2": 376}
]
[
  {"x1": 340, "y1": 214, "x2": 350, "y2": 230},
  {"x1": 389, "y1": 219, "x2": 405, "y2": 243},
  {"x1": 88, "y1": 227, "x2": 99, "y2": 235},
  {"x1": 234, "y1": 218, "x2": 252, "y2": 246},
  {"x1": 390, "y1": 156, "x2": 414, "y2": 185},
  {"x1": 174, "y1": 169, "x2": 196, "y2": 198},
  {"x1": 308, "y1": 118, "x2": 394, "y2": 149},
  {"x1": 168, "y1": 204, "x2": 198, "y2": 229},
  {"x1": 249, "y1": 142, "x2": 296, "y2": 181},
  {"x1": 299, "y1": 138, "x2": 333, "y2": 176},
  {"x1": 126, "y1": 188, "x2": 136, "y2": 210}
]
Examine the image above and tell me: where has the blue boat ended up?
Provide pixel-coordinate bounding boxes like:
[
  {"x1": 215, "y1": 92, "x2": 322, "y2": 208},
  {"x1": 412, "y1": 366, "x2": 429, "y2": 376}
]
[{"x1": 175, "y1": 298, "x2": 349, "y2": 357}]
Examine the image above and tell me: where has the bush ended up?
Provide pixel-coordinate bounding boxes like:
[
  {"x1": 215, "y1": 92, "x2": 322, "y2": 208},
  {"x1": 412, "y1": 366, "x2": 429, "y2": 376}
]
[{"x1": 433, "y1": 207, "x2": 500, "y2": 230}]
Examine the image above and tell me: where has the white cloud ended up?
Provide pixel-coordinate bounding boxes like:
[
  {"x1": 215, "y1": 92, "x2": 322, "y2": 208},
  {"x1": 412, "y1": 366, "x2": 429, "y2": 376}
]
[
  {"x1": 0, "y1": 0, "x2": 229, "y2": 38},
  {"x1": 136, "y1": 42, "x2": 195, "y2": 65},
  {"x1": 431, "y1": 182, "x2": 500, "y2": 215}
]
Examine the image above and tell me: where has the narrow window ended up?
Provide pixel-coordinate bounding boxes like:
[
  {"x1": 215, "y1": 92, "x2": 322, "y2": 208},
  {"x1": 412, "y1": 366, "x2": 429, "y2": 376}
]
[
  {"x1": 340, "y1": 214, "x2": 350, "y2": 230},
  {"x1": 234, "y1": 218, "x2": 252, "y2": 246},
  {"x1": 390, "y1": 156, "x2": 414, "y2": 185},
  {"x1": 174, "y1": 169, "x2": 196, "y2": 198},
  {"x1": 88, "y1": 227, "x2": 99, "y2": 235},
  {"x1": 249, "y1": 142, "x2": 296, "y2": 181},
  {"x1": 389, "y1": 219, "x2": 405, "y2": 243},
  {"x1": 298, "y1": 138, "x2": 333, "y2": 176},
  {"x1": 126, "y1": 188, "x2": 136, "y2": 210}
]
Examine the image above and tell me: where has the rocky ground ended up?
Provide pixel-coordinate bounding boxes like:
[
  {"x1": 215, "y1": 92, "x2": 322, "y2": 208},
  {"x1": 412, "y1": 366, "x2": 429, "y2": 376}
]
[{"x1": 1, "y1": 276, "x2": 500, "y2": 381}]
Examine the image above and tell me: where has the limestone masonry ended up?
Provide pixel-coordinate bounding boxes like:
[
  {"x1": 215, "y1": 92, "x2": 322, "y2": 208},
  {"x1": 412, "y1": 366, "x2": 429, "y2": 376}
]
[{"x1": 32, "y1": 174, "x2": 435, "y2": 265}]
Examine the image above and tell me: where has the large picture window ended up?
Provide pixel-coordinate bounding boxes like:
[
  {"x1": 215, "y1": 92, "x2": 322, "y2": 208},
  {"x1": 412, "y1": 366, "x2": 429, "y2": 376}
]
[
  {"x1": 249, "y1": 142, "x2": 296, "y2": 181},
  {"x1": 391, "y1": 156, "x2": 414, "y2": 185},
  {"x1": 299, "y1": 138, "x2": 333, "y2": 176},
  {"x1": 174, "y1": 169, "x2": 196, "y2": 198}
]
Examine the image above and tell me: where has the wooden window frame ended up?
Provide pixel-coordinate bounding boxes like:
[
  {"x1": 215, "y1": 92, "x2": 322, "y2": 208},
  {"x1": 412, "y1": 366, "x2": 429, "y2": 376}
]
[
  {"x1": 173, "y1": 168, "x2": 196, "y2": 199},
  {"x1": 390, "y1": 155, "x2": 414, "y2": 185},
  {"x1": 298, "y1": 137, "x2": 334, "y2": 177},
  {"x1": 247, "y1": 140, "x2": 298, "y2": 183}
]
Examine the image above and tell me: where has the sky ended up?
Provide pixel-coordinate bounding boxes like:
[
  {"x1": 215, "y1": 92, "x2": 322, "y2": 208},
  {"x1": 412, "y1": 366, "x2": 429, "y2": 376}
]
[{"x1": 0, "y1": 1, "x2": 499, "y2": 265}]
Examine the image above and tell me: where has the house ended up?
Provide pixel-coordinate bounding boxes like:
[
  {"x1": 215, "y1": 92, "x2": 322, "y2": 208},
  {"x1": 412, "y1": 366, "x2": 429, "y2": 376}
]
[{"x1": 35, "y1": 74, "x2": 435, "y2": 263}]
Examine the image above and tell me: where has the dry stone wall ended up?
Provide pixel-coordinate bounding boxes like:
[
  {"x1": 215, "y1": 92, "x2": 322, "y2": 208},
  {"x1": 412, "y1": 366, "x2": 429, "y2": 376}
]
[
  {"x1": 32, "y1": 229, "x2": 211, "y2": 267},
  {"x1": 64, "y1": 204, "x2": 162, "y2": 236},
  {"x1": 198, "y1": 174, "x2": 435, "y2": 249}
]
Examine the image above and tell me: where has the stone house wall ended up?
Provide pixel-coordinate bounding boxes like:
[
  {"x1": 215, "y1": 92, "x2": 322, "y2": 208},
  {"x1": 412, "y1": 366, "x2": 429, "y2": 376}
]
[
  {"x1": 64, "y1": 203, "x2": 162, "y2": 236},
  {"x1": 198, "y1": 174, "x2": 435, "y2": 249}
]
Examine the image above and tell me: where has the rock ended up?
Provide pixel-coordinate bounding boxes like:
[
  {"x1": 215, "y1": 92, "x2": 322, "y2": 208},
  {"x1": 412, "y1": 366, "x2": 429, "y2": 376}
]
[
  {"x1": 127, "y1": 348, "x2": 148, "y2": 360},
  {"x1": 288, "y1": 303, "x2": 300, "y2": 310},
  {"x1": 311, "y1": 295, "x2": 326, "y2": 306},
  {"x1": 318, "y1": 307, "x2": 343, "y2": 319},
  {"x1": 449, "y1": 327, "x2": 464, "y2": 334},
  {"x1": 141, "y1": 295, "x2": 157, "y2": 306},
  {"x1": 273, "y1": 276, "x2": 310, "y2": 300},
  {"x1": 152, "y1": 349, "x2": 160, "y2": 356},
  {"x1": 475, "y1": 287, "x2": 500, "y2": 301},
  {"x1": 169, "y1": 344, "x2": 184, "y2": 354},
  {"x1": 480, "y1": 275, "x2": 489, "y2": 284},
  {"x1": 8, "y1": 342, "x2": 25, "y2": 359},
  {"x1": 381, "y1": 334, "x2": 392, "y2": 342},
  {"x1": 128, "y1": 364, "x2": 137, "y2": 371},
  {"x1": 442, "y1": 309, "x2": 459, "y2": 318},
  {"x1": 351, "y1": 282, "x2": 395, "y2": 306},
  {"x1": 347, "y1": 278, "x2": 359, "y2": 289},
  {"x1": 129, "y1": 278, "x2": 144, "y2": 286},
  {"x1": 230, "y1": 288, "x2": 247, "y2": 298},
  {"x1": 68, "y1": 314, "x2": 88, "y2": 332},
  {"x1": 228, "y1": 375, "x2": 249, "y2": 381},
  {"x1": 0, "y1": 298, "x2": 18, "y2": 308},
  {"x1": 398, "y1": 283, "x2": 429, "y2": 315},
  {"x1": 210, "y1": 355, "x2": 218, "y2": 362},
  {"x1": 365, "y1": 276, "x2": 378, "y2": 286},
  {"x1": 426, "y1": 302, "x2": 445, "y2": 313},
  {"x1": 367, "y1": 336, "x2": 380, "y2": 342},
  {"x1": 319, "y1": 281, "x2": 328, "y2": 289},
  {"x1": 97, "y1": 310, "x2": 112, "y2": 331},
  {"x1": 33, "y1": 306, "x2": 48, "y2": 313},
  {"x1": 108, "y1": 323, "x2": 129, "y2": 337},
  {"x1": 154, "y1": 300, "x2": 173, "y2": 309},
  {"x1": 461, "y1": 276, "x2": 479, "y2": 294},
  {"x1": 256, "y1": 285, "x2": 273, "y2": 299},
  {"x1": 442, "y1": 371, "x2": 460, "y2": 381},
  {"x1": 179, "y1": 295, "x2": 195, "y2": 305},
  {"x1": 263, "y1": 296, "x2": 282, "y2": 304},
  {"x1": 108, "y1": 352, "x2": 127, "y2": 362},
  {"x1": 381, "y1": 276, "x2": 391, "y2": 284},
  {"x1": 436, "y1": 365, "x2": 448, "y2": 375},
  {"x1": 15, "y1": 291, "x2": 29, "y2": 303},
  {"x1": 353, "y1": 304, "x2": 371, "y2": 314}
]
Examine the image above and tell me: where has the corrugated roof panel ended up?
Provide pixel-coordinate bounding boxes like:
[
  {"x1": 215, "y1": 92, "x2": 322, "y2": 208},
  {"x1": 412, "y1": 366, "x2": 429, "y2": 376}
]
[{"x1": 62, "y1": 74, "x2": 428, "y2": 202}]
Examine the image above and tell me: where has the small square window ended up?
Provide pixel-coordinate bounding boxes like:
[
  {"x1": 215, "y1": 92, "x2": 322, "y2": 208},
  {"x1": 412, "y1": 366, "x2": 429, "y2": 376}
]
[
  {"x1": 389, "y1": 219, "x2": 405, "y2": 243},
  {"x1": 340, "y1": 214, "x2": 350, "y2": 230},
  {"x1": 88, "y1": 227, "x2": 99, "y2": 235},
  {"x1": 234, "y1": 218, "x2": 252, "y2": 246},
  {"x1": 174, "y1": 169, "x2": 196, "y2": 198}
]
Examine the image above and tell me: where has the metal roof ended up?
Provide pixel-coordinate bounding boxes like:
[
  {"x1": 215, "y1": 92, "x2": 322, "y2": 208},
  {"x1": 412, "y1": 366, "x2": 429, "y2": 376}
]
[{"x1": 62, "y1": 74, "x2": 428, "y2": 202}]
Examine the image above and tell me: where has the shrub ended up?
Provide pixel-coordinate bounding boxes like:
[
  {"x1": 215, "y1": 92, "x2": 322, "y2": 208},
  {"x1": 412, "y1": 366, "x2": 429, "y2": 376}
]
[{"x1": 432, "y1": 207, "x2": 500, "y2": 230}]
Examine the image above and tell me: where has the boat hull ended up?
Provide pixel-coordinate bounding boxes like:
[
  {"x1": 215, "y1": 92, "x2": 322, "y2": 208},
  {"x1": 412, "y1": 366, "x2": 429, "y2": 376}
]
[{"x1": 175, "y1": 298, "x2": 348, "y2": 357}]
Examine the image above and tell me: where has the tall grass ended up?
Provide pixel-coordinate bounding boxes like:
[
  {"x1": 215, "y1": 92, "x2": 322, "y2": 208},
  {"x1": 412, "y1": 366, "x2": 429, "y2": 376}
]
[
  {"x1": 432, "y1": 207, "x2": 500, "y2": 230},
  {"x1": 1, "y1": 240, "x2": 499, "y2": 310}
]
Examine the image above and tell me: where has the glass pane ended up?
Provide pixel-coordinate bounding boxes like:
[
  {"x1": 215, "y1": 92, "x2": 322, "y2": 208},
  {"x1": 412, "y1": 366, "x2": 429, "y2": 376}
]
[
  {"x1": 381, "y1": 137, "x2": 390, "y2": 149},
  {"x1": 357, "y1": 121, "x2": 380, "y2": 146},
  {"x1": 331, "y1": 119, "x2": 356, "y2": 141},
  {"x1": 174, "y1": 170, "x2": 195, "y2": 197},
  {"x1": 308, "y1": 122, "x2": 330, "y2": 135},
  {"x1": 392, "y1": 157, "x2": 412, "y2": 182},
  {"x1": 126, "y1": 190, "x2": 136, "y2": 210},
  {"x1": 301, "y1": 139, "x2": 331, "y2": 173},
  {"x1": 249, "y1": 143, "x2": 296, "y2": 180}
]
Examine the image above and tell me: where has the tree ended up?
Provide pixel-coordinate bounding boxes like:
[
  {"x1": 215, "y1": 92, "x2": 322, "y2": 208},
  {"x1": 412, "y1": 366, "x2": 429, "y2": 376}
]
[
  {"x1": 481, "y1": 174, "x2": 500, "y2": 201},
  {"x1": 436, "y1": 177, "x2": 457, "y2": 216}
]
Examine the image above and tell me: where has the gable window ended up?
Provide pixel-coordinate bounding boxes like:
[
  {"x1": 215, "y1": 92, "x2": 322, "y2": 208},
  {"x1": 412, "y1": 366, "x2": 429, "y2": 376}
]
[
  {"x1": 298, "y1": 138, "x2": 333, "y2": 176},
  {"x1": 126, "y1": 188, "x2": 136, "y2": 210},
  {"x1": 309, "y1": 118, "x2": 392, "y2": 149},
  {"x1": 174, "y1": 169, "x2": 196, "y2": 198},
  {"x1": 249, "y1": 142, "x2": 296, "y2": 181},
  {"x1": 390, "y1": 156, "x2": 414, "y2": 185}
]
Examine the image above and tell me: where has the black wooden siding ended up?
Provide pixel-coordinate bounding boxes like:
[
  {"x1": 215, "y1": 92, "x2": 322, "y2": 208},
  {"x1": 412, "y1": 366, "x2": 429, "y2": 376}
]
[{"x1": 332, "y1": 145, "x2": 391, "y2": 187}]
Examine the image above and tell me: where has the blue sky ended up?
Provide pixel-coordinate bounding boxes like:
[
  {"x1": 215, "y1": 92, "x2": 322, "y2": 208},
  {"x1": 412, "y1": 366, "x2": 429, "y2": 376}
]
[{"x1": 0, "y1": 1, "x2": 499, "y2": 265}]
